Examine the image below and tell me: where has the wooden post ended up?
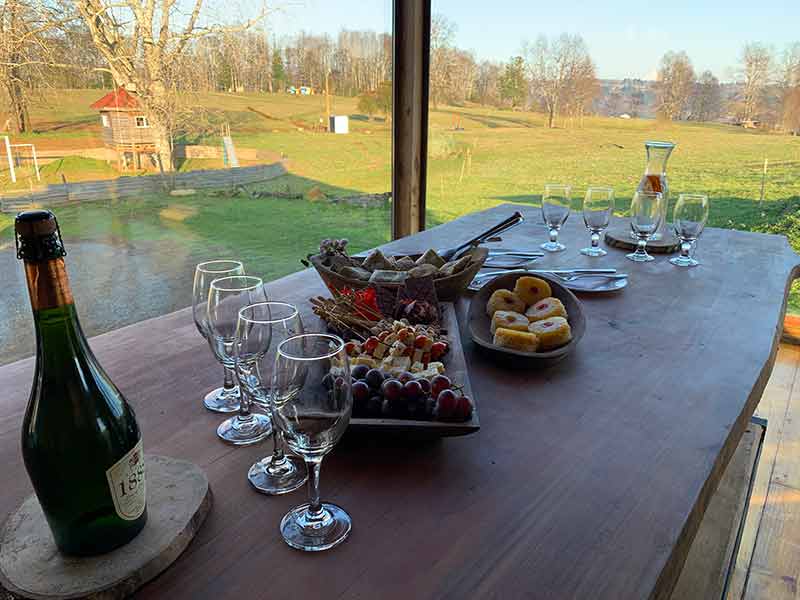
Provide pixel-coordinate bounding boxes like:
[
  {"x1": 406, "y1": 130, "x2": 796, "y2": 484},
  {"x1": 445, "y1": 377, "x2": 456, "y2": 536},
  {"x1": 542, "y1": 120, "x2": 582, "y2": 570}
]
[
  {"x1": 4, "y1": 136, "x2": 16, "y2": 184},
  {"x1": 392, "y1": 0, "x2": 431, "y2": 239},
  {"x1": 759, "y1": 158, "x2": 768, "y2": 207}
]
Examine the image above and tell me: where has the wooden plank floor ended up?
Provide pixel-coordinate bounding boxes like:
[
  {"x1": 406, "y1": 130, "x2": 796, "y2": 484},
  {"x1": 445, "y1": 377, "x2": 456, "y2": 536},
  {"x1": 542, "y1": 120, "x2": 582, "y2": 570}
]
[{"x1": 728, "y1": 343, "x2": 800, "y2": 599}]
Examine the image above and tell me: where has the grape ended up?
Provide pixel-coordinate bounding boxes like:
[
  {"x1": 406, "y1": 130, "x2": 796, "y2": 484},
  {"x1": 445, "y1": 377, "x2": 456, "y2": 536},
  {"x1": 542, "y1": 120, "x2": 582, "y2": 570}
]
[
  {"x1": 402, "y1": 380, "x2": 423, "y2": 401},
  {"x1": 365, "y1": 368, "x2": 385, "y2": 390},
  {"x1": 351, "y1": 365, "x2": 370, "y2": 380},
  {"x1": 398, "y1": 371, "x2": 414, "y2": 384},
  {"x1": 381, "y1": 379, "x2": 403, "y2": 401},
  {"x1": 366, "y1": 396, "x2": 383, "y2": 416},
  {"x1": 435, "y1": 389, "x2": 458, "y2": 420},
  {"x1": 455, "y1": 396, "x2": 474, "y2": 421},
  {"x1": 418, "y1": 378, "x2": 432, "y2": 395},
  {"x1": 321, "y1": 373, "x2": 334, "y2": 390},
  {"x1": 352, "y1": 381, "x2": 370, "y2": 403},
  {"x1": 431, "y1": 375, "x2": 451, "y2": 397}
]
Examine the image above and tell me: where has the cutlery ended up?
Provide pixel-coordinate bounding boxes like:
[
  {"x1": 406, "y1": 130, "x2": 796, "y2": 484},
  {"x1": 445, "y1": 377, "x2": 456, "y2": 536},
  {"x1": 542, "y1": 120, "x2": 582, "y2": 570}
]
[
  {"x1": 469, "y1": 268, "x2": 620, "y2": 291},
  {"x1": 484, "y1": 257, "x2": 544, "y2": 268},
  {"x1": 486, "y1": 250, "x2": 545, "y2": 258},
  {"x1": 549, "y1": 273, "x2": 628, "y2": 283},
  {"x1": 438, "y1": 212, "x2": 525, "y2": 261}
]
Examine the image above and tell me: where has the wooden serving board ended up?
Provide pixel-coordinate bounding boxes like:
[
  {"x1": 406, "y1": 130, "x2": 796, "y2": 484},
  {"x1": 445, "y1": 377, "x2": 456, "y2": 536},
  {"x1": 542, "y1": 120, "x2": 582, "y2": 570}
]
[
  {"x1": 0, "y1": 455, "x2": 211, "y2": 600},
  {"x1": 605, "y1": 222, "x2": 680, "y2": 254},
  {"x1": 348, "y1": 302, "x2": 479, "y2": 438}
]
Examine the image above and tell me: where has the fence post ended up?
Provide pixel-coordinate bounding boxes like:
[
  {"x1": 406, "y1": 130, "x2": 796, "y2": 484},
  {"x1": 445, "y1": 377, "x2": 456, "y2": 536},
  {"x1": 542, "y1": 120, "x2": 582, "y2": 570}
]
[
  {"x1": 4, "y1": 136, "x2": 15, "y2": 184},
  {"x1": 759, "y1": 158, "x2": 768, "y2": 207}
]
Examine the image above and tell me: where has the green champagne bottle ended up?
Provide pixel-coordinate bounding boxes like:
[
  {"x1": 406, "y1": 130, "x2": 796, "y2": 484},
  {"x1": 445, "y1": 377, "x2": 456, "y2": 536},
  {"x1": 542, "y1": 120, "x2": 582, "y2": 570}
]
[{"x1": 15, "y1": 210, "x2": 147, "y2": 556}]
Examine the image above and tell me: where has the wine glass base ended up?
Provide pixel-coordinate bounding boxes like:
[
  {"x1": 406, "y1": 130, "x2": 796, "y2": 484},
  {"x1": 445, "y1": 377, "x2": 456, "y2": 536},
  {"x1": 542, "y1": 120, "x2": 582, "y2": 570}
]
[
  {"x1": 217, "y1": 413, "x2": 272, "y2": 445},
  {"x1": 580, "y1": 247, "x2": 607, "y2": 257},
  {"x1": 540, "y1": 241, "x2": 566, "y2": 252},
  {"x1": 280, "y1": 502, "x2": 352, "y2": 552},
  {"x1": 670, "y1": 256, "x2": 700, "y2": 267},
  {"x1": 248, "y1": 454, "x2": 308, "y2": 495},
  {"x1": 626, "y1": 251, "x2": 655, "y2": 262},
  {"x1": 203, "y1": 386, "x2": 240, "y2": 413}
]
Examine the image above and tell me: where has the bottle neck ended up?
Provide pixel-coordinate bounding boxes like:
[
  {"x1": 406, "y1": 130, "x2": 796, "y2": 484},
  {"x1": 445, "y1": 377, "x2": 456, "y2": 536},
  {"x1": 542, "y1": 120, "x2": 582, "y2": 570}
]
[{"x1": 24, "y1": 258, "x2": 74, "y2": 312}]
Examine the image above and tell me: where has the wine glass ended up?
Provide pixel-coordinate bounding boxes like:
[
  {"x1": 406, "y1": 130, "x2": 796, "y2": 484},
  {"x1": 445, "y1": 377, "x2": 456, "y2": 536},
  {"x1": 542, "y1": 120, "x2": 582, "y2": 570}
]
[
  {"x1": 541, "y1": 184, "x2": 571, "y2": 252},
  {"x1": 193, "y1": 260, "x2": 245, "y2": 413},
  {"x1": 207, "y1": 276, "x2": 271, "y2": 445},
  {"x1": 236, "y1": 302, "x2": 308, "y2": 494},
  {"x1": 580, "y1": 186, "x2": 614, "y2": 257},
  {"x1": 273, "y1": 333, "x2": 352, "y2": 551},
  {"x1": 670, "y1": 194, "x2": 709, "y2": 268},
  {"x1": 627, "y1": 191, "x2": 664, "y2": 262}
]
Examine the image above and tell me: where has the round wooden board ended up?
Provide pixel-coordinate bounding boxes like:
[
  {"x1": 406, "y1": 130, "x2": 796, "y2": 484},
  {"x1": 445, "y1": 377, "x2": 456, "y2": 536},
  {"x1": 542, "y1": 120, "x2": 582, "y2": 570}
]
[
  {"x1": 0, "y1": 455, "x2": 211, "y2": 600},
  {"x1": 604, "y1": 223, "x2": 680, "y2": 254}
]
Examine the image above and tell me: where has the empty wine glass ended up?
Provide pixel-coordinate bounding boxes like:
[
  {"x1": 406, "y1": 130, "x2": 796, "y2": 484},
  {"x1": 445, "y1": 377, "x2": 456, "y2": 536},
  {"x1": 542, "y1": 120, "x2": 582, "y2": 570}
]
[
  {"x1": 627, "y1": 191, "x2": 664, "y2": 262},
  {"x1": 236, "y1": 302, "x2": 308, "y2": 495},
  {"x1": 541, "y1": 184, "x2": 572, "y2": 252},
  {"x1": 207, "y1": 276, "x2": 271, "y2": 445},
  {"x1": 580, "y1": 186, "x2": 614, "y2": 257},
  {"x1": 670, "y1": 194, "x2": 709, "y2": 267},
  {"x1": 193, "y1": 260, "x2": 245, "y2": 413},
  {"x1": 273, "y1": 334, "x2": 352, "y2": 552}
]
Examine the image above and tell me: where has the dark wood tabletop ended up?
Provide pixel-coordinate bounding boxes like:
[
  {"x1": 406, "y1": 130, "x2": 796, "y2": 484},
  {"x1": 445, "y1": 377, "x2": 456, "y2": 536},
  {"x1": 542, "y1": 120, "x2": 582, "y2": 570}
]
[{"x1": 1, "y1": 203, "x2": 798, "y2": 600}]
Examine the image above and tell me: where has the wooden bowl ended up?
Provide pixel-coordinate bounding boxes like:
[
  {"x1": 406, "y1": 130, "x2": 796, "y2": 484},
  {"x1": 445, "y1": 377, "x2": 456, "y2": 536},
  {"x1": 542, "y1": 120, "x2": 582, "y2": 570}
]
[
  {"x1": 308, "y1": 247, "x2": 488, "y2": 302},
  {"x1": 467, "y1": 272, "x2": 586, "y2": 367}
]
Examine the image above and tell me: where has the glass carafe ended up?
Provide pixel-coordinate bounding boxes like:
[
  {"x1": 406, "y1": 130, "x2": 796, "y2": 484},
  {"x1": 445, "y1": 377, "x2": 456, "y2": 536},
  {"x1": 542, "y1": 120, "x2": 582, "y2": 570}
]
[{"x1": 635, "y1": 141, "x2": 675, "y2": 240}]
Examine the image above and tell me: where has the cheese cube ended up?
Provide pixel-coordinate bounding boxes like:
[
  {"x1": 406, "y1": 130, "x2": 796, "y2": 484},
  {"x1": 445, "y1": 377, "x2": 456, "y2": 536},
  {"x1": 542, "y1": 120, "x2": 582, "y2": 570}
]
[
  {"x1": 392, "y1": 356, "x2": 411, "y2": 371},
  {"x1": 428, "y1": 361, "x2": 445, "y2": 374},
  {"x1": 410, "y1": 361, "x2": 425, "y2": 373},
  {"x1": 374, "y1": 342, "x2": 388, "y2": 359},
  {"x1": 353, "y1": 356, "x2": 378, "y2": 368},
  {"x1": 412, "y1": 349, "x2": 424, "y2": 364}
]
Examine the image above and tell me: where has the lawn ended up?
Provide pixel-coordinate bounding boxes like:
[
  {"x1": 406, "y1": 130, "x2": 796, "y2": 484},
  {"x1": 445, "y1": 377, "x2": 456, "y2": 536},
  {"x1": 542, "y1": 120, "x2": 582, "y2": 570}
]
[{"x1": 3, "y1": 90, "x2": 800, "y2": 313}]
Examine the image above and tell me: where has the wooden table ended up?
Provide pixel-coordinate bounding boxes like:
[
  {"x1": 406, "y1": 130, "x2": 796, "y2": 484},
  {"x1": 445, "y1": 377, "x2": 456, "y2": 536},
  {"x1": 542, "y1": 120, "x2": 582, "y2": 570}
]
[{"x1": 1, "y1": 204, "x2": 797, "y2": 599}]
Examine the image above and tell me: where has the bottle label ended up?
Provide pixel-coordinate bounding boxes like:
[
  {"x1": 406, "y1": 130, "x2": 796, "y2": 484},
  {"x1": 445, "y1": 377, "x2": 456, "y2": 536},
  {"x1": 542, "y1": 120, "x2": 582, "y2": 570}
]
[{"x1": 105, "y1": 440, "x2": 146, "y2": 521}]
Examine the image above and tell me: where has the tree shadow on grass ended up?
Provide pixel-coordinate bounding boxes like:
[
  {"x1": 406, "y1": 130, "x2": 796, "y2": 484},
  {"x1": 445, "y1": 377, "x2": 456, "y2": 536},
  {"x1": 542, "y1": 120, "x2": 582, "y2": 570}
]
[{"x1": 435, "y1": 108, "x2": 536, "y2": 129}]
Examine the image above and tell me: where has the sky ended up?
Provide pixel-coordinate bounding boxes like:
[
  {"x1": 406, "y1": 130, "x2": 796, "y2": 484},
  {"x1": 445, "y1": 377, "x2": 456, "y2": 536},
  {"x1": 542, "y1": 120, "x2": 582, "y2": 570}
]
[{"x1": 264, "y1": 0, "x2": 799, "y2": 82}]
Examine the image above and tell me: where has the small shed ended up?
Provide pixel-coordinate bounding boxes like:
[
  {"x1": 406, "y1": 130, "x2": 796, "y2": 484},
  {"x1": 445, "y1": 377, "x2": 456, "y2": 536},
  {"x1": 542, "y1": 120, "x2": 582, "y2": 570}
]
[{"x1": 90, "y1": 87, "x2": 156, "y2": 170}]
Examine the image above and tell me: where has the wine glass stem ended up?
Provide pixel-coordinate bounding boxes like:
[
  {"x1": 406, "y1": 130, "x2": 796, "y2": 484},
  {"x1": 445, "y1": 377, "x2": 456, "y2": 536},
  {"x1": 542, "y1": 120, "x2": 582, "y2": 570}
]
[
  {"x1": 681, "y1": 240, "x2": 692, "y2": 258},
  {"x1": 305, "y1": 458, "x2": 324, "y2": 519},
  {"x1": 591, "y1": 232, "x2": 600, "y2": 248},
  {"x1": 549, "y1": 229, "x2": 558, "y2": 244},
  {"x1": 637, "y1": 238, "x2": 647, "y2": 255},
  {"x1": 270, "y1": 428, "x2": 287, "y2": 466},
  {"x1": 222, "y1": 366, "x2": 236, "y2": 391},
  {"x1": 238, "y1": 388, "x2": 252, "y2": 420}
]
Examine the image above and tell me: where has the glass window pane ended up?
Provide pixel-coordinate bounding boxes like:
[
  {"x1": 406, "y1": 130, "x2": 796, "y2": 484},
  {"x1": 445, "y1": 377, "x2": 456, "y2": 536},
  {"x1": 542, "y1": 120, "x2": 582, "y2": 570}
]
[
  {"x1": 427, "y1": 2, "x2": 800, "y2": 309},
  {"x1": 1, "y1": 1, "x2": 392, "y2": 365}
]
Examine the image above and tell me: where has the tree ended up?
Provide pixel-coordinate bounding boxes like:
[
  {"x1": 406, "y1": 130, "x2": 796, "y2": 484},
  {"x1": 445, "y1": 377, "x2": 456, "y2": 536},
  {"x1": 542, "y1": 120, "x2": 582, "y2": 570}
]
[
  {"x1": 690, "y1": 70, "x2": 722, "y2": 122},
  {"x1": 780, "y1": 43, "x2": 800, "y2": 133},
  {"x1": 474, "y1": 60, "x2": 501, "y2": 106},
  {"x1": 73, "y1": 0, "x2": 264, "y2": 170},
  {"x1": 272, "y1": 48, "x2": 286, "y2": 91},
  {"x1": 656, "y1": 51, "x2": 695, "y2": 120},
  {"x1": 498, "y1": 56, "x2": 526, "y2": 108},
  {"x1": 429, "y1": 13, "x2": 455, "y2": 108},
  {"x1": 357, "y1": 90, "x2": 378, "y2": 118},
  {"x1": 0, "y1": 0, "x2": 64, "y2": 133},
  {"x1": 739, "y1": 43, "x2": 772, "y2": 122},
  {"x1": 524, "y1": 33, "x2": 596, "y2": 128}
]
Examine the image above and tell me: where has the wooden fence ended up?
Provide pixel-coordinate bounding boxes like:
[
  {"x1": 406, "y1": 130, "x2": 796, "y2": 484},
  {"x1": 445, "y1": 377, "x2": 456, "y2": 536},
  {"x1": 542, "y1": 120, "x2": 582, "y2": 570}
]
[{"x1": 0, "y1": 162, "x2": 287, "y2": 213}]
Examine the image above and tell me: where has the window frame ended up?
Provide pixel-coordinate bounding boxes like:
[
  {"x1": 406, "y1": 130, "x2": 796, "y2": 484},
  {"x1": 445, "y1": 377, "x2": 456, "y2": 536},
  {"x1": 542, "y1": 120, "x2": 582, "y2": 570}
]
[
  {"x1": 101, "y1": 114, "x2": 110, "y2": 128},
  {"x1": 391, "y1": 0, "x2": 431, "y2": 239},
  {"x1": 134, "y1": 115, "x2": 150, "y2": 128}
]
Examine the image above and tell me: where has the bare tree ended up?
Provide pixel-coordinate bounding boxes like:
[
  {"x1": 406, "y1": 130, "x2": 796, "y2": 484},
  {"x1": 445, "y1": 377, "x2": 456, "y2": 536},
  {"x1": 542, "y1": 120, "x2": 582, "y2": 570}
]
[
  {"x1": 0, "y1": 0, "x2": 66, "y2": 133},
  {"x1": 656, "y1": 51, "x2": 695, "y2": 120},
  {"x1": 73, "y1": 0, "x2": 265, "y2": 169},
  {"x1": 690, "y1": 70, "x2": 722, "y2": 122},
  {"x1": 429, "y1": 13, "x2": 455, "y2": 108},
  {"x1": 739, "y1": 43, "x2": 772, "y2": 122},
  {"x1": 474, "y1": 60, "x2": 501, "y2": 106},
  {"x1": 780, "y1": 42, "x2": 800, "y2": 133},
  {"x1": 524, "y1": 33, "x2": 595, "y2": 128}
]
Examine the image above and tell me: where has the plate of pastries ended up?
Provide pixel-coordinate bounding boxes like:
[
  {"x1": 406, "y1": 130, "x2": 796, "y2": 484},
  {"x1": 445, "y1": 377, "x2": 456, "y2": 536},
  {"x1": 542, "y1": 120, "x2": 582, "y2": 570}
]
[{"x1": 467, "y1": 273, "x2": 586, "y2": 366}]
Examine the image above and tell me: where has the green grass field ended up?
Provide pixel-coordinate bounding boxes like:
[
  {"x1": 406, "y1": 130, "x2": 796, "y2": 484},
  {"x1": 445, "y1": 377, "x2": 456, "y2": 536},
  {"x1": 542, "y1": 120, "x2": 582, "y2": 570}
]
[{"x1": 2, "y1": 90, "x2": 799, "y2": 310}]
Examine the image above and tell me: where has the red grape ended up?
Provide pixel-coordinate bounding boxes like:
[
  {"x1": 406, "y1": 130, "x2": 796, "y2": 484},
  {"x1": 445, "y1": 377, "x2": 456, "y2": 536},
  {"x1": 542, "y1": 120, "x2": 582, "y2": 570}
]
[
  {"x1": 436, "y1": 389, "x2": 458, "y2": 419},
  {"x1": 352, "y1": 381, "x2": 370, "y2": 403},
  {"x1": 402, "y1": 380, "x2": 423, "y2": 401},
  {"x1": 381, "y1": 378, "x2": 403, "y2": 401},
  {"x1": 431, "y1": 375, "x2": 451, "y2": 397},
  {"x1": 430, "y1": 341, "x2": 447, "y2": 360}
]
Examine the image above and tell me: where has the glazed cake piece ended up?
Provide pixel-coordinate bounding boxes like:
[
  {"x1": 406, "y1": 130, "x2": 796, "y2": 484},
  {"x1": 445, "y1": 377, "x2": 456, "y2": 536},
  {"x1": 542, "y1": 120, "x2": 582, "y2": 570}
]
[
  {"x1": 528, "y1": 316, "x2": 572, "y2": 350},
  {"x1": 490, "y1": 310, "x2": 530, "y2": 334},
  {"x1": 513, "y1": 276, "x2": 552, "y2": 306},
  {"x1": 525, "y1": 297, "x2": 567, "y2": 322},
  {"x1": 486, "y1": 289, "x2": 525, "y2": 316},
  {"x1": 493, "y1": 328, "x2": 540, "y2": 352}
]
